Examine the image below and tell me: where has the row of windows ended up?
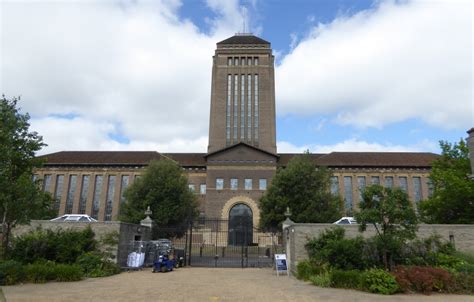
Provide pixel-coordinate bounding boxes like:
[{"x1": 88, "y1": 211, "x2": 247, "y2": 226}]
[
  {"x1": 226, "y1": 74, "x2": 259, "y2": 145},
  {"x1": 188, "y1": 184, "x2": 206, "y2": 194},
  {"x1": 227, "y1": 56, "x2": 259, "y2": 66},
  {"x1": 330, "y1": 175, "x2": 428, "y2": 211},
  {"x1": 215, "y1": 178, "x2": 267, "y2": 191},
  {"x1": 41, "y1": 174, "x2": 135, "y2": 221}
]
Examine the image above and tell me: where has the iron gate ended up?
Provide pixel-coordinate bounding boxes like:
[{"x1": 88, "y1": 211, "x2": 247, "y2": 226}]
[{"x1": 171, "y1": 219, "x2": 282, "y2": 268}]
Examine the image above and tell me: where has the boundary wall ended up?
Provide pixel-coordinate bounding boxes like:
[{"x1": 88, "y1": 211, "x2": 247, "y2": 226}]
[
  {"x1": 284, "y1": 223, "x2": 474, "y2": 274},
  {"x1": 13, "y1": 220, "x2": 151, "y2": 266}
]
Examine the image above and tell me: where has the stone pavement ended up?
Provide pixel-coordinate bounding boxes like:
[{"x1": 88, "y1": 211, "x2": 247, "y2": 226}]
[{"x1": 2, "y1": 267, "x2": 473, "y2": 302}]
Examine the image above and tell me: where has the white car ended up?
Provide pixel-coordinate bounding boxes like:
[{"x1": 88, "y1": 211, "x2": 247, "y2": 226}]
[
  {"x1": 333, "y1": 217, "x2": 357, "y2": 225},
  {"x1": 50, "y1": 214, "x2": 98, "y2": 222}
]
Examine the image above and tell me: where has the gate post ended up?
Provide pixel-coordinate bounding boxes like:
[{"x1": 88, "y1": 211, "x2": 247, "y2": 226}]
[{"x1": 188, "y1": 220, "x2": 193, "y2": 266}]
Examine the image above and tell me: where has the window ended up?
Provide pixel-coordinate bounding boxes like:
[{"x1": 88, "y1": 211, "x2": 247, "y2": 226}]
[
  {"x1": 226, "y1": 74, "x2": 232, "y2": 145},
  {"x1": 216, "y1": 178, "x2": 224, "y2": 190},
  {"x1": 188, "y1": 184, "x2": 195, "y2": 192},
  {"x1": 427, "y1": 179, "x2": 434, "y2": 198},
  {"x1": 344, "y1": 176, "x2": 353, "y2": 211},
  {"x1": 200, "y1": 184, "x2": 206, "y2": 194},
  {"x1": 104, "y1": 175, "x2": 116, "y2": 221},
  {"x1": 230, "y1": 178, "x2": 238, "y2": 190},
  {"x1": 233, "y1": 74, "x2": 238, "y2": 141},
  {"x1": 254, "y1": 74, "x2": 259, "y2": 143},
  {"x1": 357, "y1": 176, "x2": 366, "y2": 200},
  {"x1": 259, "y1": 179, "x2": 267, "y2": 190},
  {"x1": 399, "y1": 177, "x2": 408, "y2": 192},
  {"x1": 43, "y1": 174, "x2": 52, "y2": 192},
  {"x1": 227, "y1": 57, "x2": 232, "y2": 66},
  {"x1": 134, "y1": 175, "x2": 141, "y2": 181},
  {"x1": 54, "y1": 175, "x2": 64, "y2": 212},
  {"x1": 247, "y1": 74, "x2": 252, "y2": 143},
  {"x1": 244, "y1": 179, "x2": 252, "y2": 190},
  {"x1": 371, "y1": 176, "x2": 380, "y2": 185},
  {"x1": 120, "y1": 175, "x2": 129, "y2": 209},
  {"x1": 413, "y1": 177, "x2": 422, "y2": 203},
  {"x1": 92, "y1": 175, "x2": 103, "y2": 220},
  {"x1": 65, "y1": 175, "x2": 77, "y2": 214},
  {"x1": 79, "y1": 175, "x2": 90, "y2": 214},
  {"x1": 330, "y1": 176, "x2": 339, "y2": 196},
  {"x1": 254, "y1": 57, "x2": 259, "y2": 65},
  {"x1": 384, "y1": 176, "x2": 394, "y2": 188},
  {"x1": 248, "y1": 57, "x2": 252, "y2": 65},
  {"x1": 234, "y1": 57, "x2": 239, "y2": 66},
  {"x1": 241, "y1": 57, "x2": 246, "y2": 65},
  {"x1": 241, "y1": 74, "x2": 245, "y2": 140}
]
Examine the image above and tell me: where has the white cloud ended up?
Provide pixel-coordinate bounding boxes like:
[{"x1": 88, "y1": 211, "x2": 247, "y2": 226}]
[
  {"x1": 277, "y1": 138, "x2": 435, "y2": 154},
  {"x1": 1, "y1": 0, "x2": 247, "y2": 154},
  {"x1": 276, "y1": 0, "x2": 472, "y2": 130}
]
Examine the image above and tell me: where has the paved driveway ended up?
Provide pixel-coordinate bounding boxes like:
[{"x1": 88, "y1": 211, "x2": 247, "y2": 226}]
[{"x1": 2, "y1": 267, "x2": 473, "y2": 302}]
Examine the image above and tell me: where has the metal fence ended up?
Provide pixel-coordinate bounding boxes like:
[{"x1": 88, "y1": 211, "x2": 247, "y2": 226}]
[{"x1": 172, "y1": 219, "x2": 283, "y2": 268}]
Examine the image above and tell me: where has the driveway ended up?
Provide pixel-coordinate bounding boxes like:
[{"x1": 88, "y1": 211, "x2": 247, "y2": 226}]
[{"x1": 2, "y1": 267, "x2": 473, "y2": 302}]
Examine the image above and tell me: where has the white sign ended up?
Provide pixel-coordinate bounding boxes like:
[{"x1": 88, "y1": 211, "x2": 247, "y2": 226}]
[{"x1": 275, "y1": 254, "x2": 289, "y2": 276}]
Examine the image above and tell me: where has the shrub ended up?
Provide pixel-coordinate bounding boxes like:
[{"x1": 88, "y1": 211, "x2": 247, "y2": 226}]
[
  {"x1": 392, "y1": 266, "x2": 454, "y2": 294},
  {"x1": 452, "y1": 273, "x2": 474, "y2": 294},
  {"x1": 0, "y1": 260, "x2": 25, "y2": 285},
  {"x1": 361, "y1": 269, "x2": 399, "y2": 295},
  {"x1": 429, "y1": 253, "x2": 465, "y2": 271},
  {"x1": 53, "y1": 264, "x2": 83, "y2": 281},
  {"x1": 306, "y1": 227, "x2": 369, "y2": 270},
  {"x1": 76, "y1": 252, "x2": 103, "y2": 276},
  {"x1": 24, "y1": 261, "x2": 56, "y2": 283},
  {"x1": 24, "y1": 262, "x2": 83, "y2": 283},
  {"x1": 76, "y1": 252, "x2": 120, "y2": 278},
  {"x1": 330, "y1": 270, "x2": 362, "y2": 289},
  {"x1": 12, "y1": 227, "x2": 97, "y2": 264},
  {"x1": 308, "y1": 271, "x2": 332, "y2": 288},
  {"x1": 296, "y1": 260, "x2": 325, "y2": 281}
]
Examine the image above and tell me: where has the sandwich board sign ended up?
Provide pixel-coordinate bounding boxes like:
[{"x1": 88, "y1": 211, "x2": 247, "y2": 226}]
[{"x1": 275, "y1": 254, "x2": 289, "y2": 276}]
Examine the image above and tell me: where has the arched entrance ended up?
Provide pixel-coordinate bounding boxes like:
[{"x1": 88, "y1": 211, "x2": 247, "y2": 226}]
[{"x1": 228, "y1": 203, "x2": 253, "y2": 246}]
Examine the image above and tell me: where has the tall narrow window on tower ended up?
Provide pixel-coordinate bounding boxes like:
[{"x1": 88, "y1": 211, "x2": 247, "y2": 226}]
[
  {"x1": 233, "y1": 74, "x2": 238, "y2": 142},
  {"x1": 247, "y1": 74, "x2": 252, "y2": 143},
  {"x1": 254, "y1": 74, "x2": 259, "y2": 143},
  {"x1": 226, "y1": 75, "x2": 231, "y2": 145},
  {"x1": 240, "y1": 74, "x2": 245, "y2": 140}
]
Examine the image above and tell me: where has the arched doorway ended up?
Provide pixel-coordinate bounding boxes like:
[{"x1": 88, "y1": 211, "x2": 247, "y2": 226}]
[{"x1": 228, "y1": 203, "x2": 253, "y2": 246}]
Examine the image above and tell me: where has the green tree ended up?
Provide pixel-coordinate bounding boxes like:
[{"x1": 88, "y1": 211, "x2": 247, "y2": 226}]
[
  {"x1": 259, "y1": 153, "x2": 341, "y2": 231},
  {"x1": 120, "y1": 159, "x2": 198, "y2": 238},
  {"x1": 355, "y1": 185, "x2": 418, "y2": 270},
  {"x1": 0, "y1": 96, "x2": 54, "y2": 258},
  {"x1": 419, "y1": 139, "x2": 474, "y2": 224}
]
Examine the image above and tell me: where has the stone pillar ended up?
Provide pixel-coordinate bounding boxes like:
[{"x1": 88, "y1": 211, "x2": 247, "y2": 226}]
[
  {"x1": 140, "y1": 206, "x2": 155, "y2": 231},
  {"x1": 282, "y1": 207, "x2": 295, "y2": 274},
  {"x1": 467, "y1": 128, "x2": 474, "y2": 179}
]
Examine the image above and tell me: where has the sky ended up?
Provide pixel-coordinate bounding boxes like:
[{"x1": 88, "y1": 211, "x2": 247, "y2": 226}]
[{"x1": 1, "y1": 0, "x2": 472, "y2": 155}]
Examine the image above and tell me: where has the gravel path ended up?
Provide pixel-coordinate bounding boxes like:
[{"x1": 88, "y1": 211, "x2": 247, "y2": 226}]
[{"x1": 2, "y1": 267, "x2": 473, "y2": 302}]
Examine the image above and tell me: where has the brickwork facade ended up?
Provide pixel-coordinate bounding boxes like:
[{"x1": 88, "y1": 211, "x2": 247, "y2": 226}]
[{"x1": 35, "y1": 34, "x2": 443, "y2": 228}]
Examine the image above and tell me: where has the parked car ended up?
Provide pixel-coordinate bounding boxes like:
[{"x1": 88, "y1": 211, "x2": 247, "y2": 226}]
[
  {"x1": 333, "y1": 217, "x2": 357, "y2": 225},
  {"x1": 50, "y1": 214, "x2": 98, "y2": 222}
]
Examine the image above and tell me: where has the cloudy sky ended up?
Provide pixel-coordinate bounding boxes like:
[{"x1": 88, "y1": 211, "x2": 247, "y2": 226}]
[{"x1": 1, "y1": 0, "x2": 472, "y2": 155}]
